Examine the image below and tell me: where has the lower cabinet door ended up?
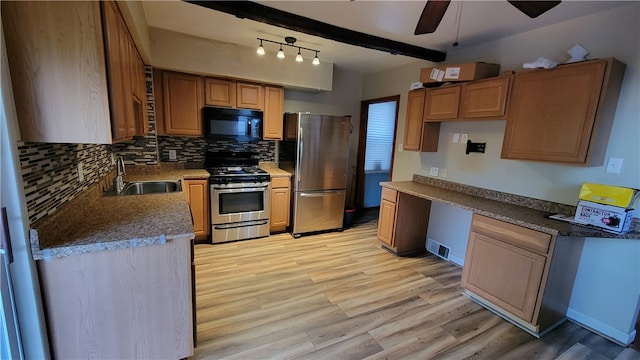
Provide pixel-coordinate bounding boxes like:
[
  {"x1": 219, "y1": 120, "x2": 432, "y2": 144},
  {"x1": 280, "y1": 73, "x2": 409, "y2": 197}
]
[
  {"x1": 185, "y1": 180, "x2": 210, "y2": 240},
  {"x1": 461, "y1": 232, "x2": 546, "y2": 322},
  {"x1": 377, "y1": 198, "x2": 396, "y2": 247}
]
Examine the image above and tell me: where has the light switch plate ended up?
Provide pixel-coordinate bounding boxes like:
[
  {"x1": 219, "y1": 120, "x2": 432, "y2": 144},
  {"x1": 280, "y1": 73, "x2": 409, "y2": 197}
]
[
  {"x1": 429, "y1": 166, "x2": 439, "y2": 176},
  {"x1": 453, "y1": 133, "x2": 460, "y2": 143},
  {"x1": 460, "y1": 133, "x2": 469, "y2": 144},
  {"x1": 606, "y1": 157, "x2": 623, "y2": 174},
  {"x1": 169, "y1": 150, "x2": 177, "y2": 161}
]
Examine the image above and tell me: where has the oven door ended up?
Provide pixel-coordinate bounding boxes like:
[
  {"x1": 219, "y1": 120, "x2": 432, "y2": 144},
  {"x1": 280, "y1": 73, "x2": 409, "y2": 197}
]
[{"x1": 210, "y1": 183, "x2": 270, "y2": 225}]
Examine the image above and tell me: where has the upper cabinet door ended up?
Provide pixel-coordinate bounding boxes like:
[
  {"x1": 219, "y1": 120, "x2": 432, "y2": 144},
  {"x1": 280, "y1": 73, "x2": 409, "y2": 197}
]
[
  {"x1": 236, "y1": 83, "x2": 264, "y2": 110},
  {"x1": 2, "y1": 1, "x2": 112, "y2": 144},
  {"x1": 501, "y1": 59, "x2": 625, "y2": 165},
  {"x1": 263, "y1": 86, "x2": 284, "y2": 140},
  {"x1": 460, "y1": 76, "x2": 511, "y2": 119},
  {"x1": 403, "y1": 89, "x2": 426, "y2": 151},
  {"x1": 424, "y1": 85, "x2": 461, "y2": 121},
  {"x1": 162, "y1": 71, "x2": 204, "y2": 137},
  {"x1": 204, "y1": 78, "x2": 236, "y2": 107}
]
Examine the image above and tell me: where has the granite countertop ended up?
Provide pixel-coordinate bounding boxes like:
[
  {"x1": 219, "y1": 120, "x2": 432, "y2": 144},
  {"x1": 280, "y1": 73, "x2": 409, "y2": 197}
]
[
  {"x1": 260, "y1": 162, "x2": 292, "y2": 177},
  {"x1": 382, "y1": 176, "x2": 640, "y2": 240},
  {"x1": 30, "y1": 167, "x2": 207, "y2": 260}
]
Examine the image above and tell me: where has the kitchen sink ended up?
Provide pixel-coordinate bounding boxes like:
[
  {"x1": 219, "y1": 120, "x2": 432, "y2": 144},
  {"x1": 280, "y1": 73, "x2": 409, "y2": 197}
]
[{"x1": 119, "y1": 180, "x2": 182, "y2": 195}]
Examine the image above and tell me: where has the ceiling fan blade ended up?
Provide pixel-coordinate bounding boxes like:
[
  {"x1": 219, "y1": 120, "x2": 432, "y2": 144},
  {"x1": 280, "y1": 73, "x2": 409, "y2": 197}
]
[
  {"x1": 507, "y1": 1, "x2": 561, "y2": 18},
  {"x1": 414, "y1": 0, "x2": 451, "y2": 35}
]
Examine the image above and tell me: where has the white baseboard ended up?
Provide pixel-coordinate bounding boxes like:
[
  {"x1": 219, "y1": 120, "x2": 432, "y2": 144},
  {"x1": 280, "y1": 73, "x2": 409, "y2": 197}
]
[
  {"x1": 566, "y1": 308, "x2": 636, "y2": 346},
  {"x1": 448, "y1": 254, "x2": 464, "y2": 267}
]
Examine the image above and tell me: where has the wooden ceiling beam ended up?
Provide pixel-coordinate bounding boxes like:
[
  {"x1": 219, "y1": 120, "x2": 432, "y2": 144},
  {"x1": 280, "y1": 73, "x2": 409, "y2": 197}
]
[{"x1": 185, "y1": 0, "x2": 447, "y2": 63}]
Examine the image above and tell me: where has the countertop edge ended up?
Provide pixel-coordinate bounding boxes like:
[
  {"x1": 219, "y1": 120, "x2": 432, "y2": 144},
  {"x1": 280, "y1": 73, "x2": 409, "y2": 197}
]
[
  {"x1": 381, "y1": 181, "x2": 640, "y2": 240},
  {"x1": 30, "y1": 229, "x2": 194, "y2": 261}
]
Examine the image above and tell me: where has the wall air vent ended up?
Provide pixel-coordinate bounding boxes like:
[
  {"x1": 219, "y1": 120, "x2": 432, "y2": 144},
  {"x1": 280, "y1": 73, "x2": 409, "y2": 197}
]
[{"x1": 427, "y1": 238, "x2": 450, "y2": 261}]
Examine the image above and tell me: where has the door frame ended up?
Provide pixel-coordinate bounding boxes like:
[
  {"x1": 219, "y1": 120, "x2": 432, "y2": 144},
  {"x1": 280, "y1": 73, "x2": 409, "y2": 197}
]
[{"x1": 355, "y1": 95, "x2": 400, "y2": 210}]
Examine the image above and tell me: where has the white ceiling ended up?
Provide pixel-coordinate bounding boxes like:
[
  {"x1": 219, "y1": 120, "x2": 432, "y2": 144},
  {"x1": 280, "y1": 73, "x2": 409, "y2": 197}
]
[{"x1": 142, "y1": 1, "x2": 629, "y2": 74}]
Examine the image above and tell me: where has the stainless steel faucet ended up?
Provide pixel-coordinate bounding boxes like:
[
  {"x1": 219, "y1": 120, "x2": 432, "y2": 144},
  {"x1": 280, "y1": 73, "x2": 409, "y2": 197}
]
[{"x1": 114, "y1": 157, "x2": 126, "y2": 194}]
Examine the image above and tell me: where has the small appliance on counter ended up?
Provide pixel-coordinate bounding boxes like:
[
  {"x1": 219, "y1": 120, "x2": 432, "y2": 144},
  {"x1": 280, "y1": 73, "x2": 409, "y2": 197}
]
[
  {"x1": 280, "y1": 113, "x2": 351, "y2": 238},
  {"x1": 205, "y1": 151, "x2": 271, "y2": 243}
]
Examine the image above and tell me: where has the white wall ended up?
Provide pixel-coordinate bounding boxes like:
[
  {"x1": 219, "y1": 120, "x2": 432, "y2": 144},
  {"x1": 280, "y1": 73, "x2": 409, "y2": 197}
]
[{"x1": 363, "y1": 3, "x2": 640, "y2": 344}]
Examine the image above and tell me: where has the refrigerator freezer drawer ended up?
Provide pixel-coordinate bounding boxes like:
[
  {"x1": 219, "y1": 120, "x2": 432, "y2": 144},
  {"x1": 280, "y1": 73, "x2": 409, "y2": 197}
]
[{"x1": 293, "y1": 190, "x2": 345, "y2": 235}]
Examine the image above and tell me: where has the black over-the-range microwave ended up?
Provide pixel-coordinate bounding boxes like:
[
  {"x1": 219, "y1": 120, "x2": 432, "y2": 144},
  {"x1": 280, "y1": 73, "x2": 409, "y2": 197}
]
[{"x1": 203, "y1": 106, "x2": 263, "y2": 141}]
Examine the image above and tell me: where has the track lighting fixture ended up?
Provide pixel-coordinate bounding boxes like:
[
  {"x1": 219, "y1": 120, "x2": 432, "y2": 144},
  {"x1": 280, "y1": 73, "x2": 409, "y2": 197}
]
[
  {"x1": 256, "y1": 36, "x2": 320, "y2": 65},
  {"x1": 295, "y1": 48, "x2": 303, "y2": 62},
  {"x1": 256, "y1": 39, "x2": 265, "y2": 55}
]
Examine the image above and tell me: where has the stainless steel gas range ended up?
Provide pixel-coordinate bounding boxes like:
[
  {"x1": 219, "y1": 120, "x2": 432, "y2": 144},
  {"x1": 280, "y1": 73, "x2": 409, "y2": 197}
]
[{"x1": 205, "y1": 152, "x2": 271, "y2": 243}]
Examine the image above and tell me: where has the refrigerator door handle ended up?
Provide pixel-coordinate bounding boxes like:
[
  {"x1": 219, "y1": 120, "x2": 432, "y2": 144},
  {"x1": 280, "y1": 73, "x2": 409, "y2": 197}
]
[
  {"x1": 297, "y1": 127, "x2": 303, "y2": 184},
  {"x1": 300, "y1": 191, "x2": 344, "y2": 197}
]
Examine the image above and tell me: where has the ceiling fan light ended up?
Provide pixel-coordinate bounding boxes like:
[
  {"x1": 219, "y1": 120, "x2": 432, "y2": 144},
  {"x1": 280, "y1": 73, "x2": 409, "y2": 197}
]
[
  {"x1": 296, "y1": 48, "x2": 303, "y2": 62},
  {"x1": 277, "y1": 46, "x2": 285, "y2": 59}
]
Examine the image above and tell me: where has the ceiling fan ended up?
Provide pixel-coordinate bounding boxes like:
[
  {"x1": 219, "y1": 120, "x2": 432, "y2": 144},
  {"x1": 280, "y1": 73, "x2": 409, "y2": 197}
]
[{"x1": 414, "y1": 0, "x2": 562, "y2": 35}]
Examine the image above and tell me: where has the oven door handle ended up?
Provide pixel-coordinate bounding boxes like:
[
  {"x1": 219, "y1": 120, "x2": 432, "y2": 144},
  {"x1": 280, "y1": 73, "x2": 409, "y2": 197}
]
[
  {"x1": 214, "y1": 220, "x2": 269, "y2": 230},
  {"x1": 211, "y1": 185, "x2": 269, "y2": 191}
]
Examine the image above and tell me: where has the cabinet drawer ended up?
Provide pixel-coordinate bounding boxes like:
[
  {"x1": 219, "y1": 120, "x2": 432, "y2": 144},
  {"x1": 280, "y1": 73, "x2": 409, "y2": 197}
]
[
  {"x1": 471, "y1": 214, "x2": 551, "y2": 254},
  {"x1": 271, "y1": 177, "x2": 290, "y2": 189},
  {"x1": 381, "y1": 188, "x2": 397, "y2": 203}
]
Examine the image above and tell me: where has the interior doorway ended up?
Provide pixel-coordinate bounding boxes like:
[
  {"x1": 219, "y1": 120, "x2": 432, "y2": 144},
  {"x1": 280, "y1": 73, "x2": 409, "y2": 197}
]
[{"x1": 355, "y1": 96, "x2": 400, "y2": 210}]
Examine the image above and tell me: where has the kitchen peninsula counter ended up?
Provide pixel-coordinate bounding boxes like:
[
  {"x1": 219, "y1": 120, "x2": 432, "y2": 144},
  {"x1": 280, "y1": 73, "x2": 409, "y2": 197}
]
[
  {"x1": 29, "y1": 167, "x2": 210, "y2": 260},
  {"x1": 382, "y1": 175, "x2": 640, "y2": 240}
]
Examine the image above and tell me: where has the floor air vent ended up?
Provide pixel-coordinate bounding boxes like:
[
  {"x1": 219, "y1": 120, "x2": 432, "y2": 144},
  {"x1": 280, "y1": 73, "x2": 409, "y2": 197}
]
[{"x1": 427, "y1": 238, "x2": 450, "y2": 261}]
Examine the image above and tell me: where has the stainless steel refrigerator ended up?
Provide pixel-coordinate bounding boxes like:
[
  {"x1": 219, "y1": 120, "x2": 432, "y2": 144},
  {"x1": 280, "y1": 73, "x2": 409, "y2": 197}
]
[{"x1": 283, "y1": 113, "x2": 351, "y2": 237}]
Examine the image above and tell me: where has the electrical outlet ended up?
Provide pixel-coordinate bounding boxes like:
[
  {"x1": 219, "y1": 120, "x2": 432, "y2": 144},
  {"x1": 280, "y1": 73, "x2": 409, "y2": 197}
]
[
  {"x1": 169, "y1": 150, "x2": 177, "y2": 161},
  {"x1": 439, "y1": 168, "x2": 447, "y2": 178},
  {"x1": 453, "y1": 133, "x2": 460, "y2": 143},
  {"x1": 429, "y1": 166, "x2": 439, "y2": 176},
  {"x1": 77, "y1": 163, "x2": 84, "y2": 182},
  {"x1": 460, "y1": 133, "x2": 469, "y2": 144},
  {"x1": 606, "y1": 157, "x2": 623, "y2": 174}
]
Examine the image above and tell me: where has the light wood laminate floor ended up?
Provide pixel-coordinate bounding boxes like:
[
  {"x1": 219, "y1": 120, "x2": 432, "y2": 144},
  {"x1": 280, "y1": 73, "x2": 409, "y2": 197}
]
[{"x1": 192, "y1": 215, "x2": 636, "y2": 359}]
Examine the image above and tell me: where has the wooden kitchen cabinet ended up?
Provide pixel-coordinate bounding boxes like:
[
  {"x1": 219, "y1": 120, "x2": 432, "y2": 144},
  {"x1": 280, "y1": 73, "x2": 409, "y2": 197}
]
[
  {"x1": 270, "y1": 177, "x2": 291, "y2": 233},
  {"x1": 204, "y1": 77, "x2": 236, "y2": 107},
  {"x1": 263, "y1": 86, "x2": 285, "y2": 140},
  {"x1": 460, "y1": 76, "x2": 510, "y2": 119},
  {"x1": 237, "y1": 82, "x2": 264, "y2": 110},
  {"x1": 461, "y1": 214, "x2": 584, "y2": 335},
  {"x1": 102, "y1": 0, "x2": 148, "y2": 141},
  {"x1": 501, "y1": 58, "x2": 625, "y2": 165},
  {"x1": 38, "y1": 239, "x2": 193, "y2": 359},
  {"x1": 424, "y1": 85, "x2": 461, "y2": 121},
  {"x1": 2, "y1": 1, "x2": 112, "y2": 144},
  {"x1": 403, "y1": 89, "x2": 440, "y2": 152},
  {"x1": 162, "y1": 71, "x2": 204, "y2": 136},
  {"x1": 184, "y1": 179, "x2": 210, "y2": 241},
  {"x1": 377, "y1": 188, "x2": 432, "y2": 256}
]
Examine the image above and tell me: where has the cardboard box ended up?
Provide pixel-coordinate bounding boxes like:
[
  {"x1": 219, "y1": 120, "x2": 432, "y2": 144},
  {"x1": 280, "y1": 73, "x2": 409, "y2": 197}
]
[
  {"x1": 420, "y1": 62, "x2": 501, "y2": 83},
  {"x1": 574, "y1": 200, "x2": 634, "y2": 233},
  {"x1": 578, "y1": 182, "x2": 639, "y2": 209}
]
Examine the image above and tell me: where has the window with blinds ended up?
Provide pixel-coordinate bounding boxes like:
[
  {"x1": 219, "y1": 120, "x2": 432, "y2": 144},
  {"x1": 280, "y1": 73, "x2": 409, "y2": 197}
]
[{"x1": 364, "y1": 101, "x2": 396, "y2": 172}]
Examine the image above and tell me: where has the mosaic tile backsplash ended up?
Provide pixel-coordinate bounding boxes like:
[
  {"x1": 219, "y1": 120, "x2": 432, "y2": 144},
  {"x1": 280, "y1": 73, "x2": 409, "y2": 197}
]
[
  {"x1": 158, "y1": 136, "x2": 275, "y2": 163},
  {"x1": 19, "y1": 143, "x2": 113, "y2": 223}
]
